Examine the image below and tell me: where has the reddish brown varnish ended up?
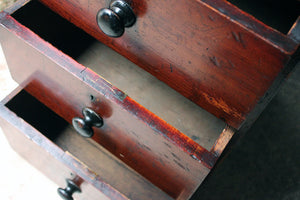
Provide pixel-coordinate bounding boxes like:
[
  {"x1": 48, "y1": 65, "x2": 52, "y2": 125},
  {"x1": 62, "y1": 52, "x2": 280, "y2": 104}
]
[
  {"x1": 0, "y1": 105, "x2": 128, "y2": 200},
  {"x1": 0, "y1": 12, "x2": 219, "y2": 199},
  {"x1": 1, "y1": 0, "x2": 298, "y2": 199},
  {"x1": 38, "y1": 0, "x2": 299, "y2": 129}
]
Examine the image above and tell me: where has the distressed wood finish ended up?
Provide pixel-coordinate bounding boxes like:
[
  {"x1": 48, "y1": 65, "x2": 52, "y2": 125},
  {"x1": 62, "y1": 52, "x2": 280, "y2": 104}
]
[
  {"x1": 38, "y1": 0, "x2": 299, "y2": 129},
  {"x1": 0, "y1": 104, "x2": 123, "y2": 200},
  {"x1": 1, "y1": 0, "x2": 298, "y2": 199},
  {"x1": 8, "y1": 0, "x2": 225, "y2": 150},
  {"x1": 210, "y1": 125, "x2": 235, "y2": 157},
  {"x1": 0, "y1": 102, "x2": 171, "y2": 200},
  {"x1": 0, "y1": 11, "x2": 223, "y2": 199}
]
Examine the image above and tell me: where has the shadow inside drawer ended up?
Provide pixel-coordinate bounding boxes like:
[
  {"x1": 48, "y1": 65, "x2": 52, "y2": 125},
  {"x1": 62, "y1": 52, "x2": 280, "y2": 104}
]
[
  {"x1": 12, "y1": 0, "x2": 95, "y2": 60},
  {"x1": 6, "y1": 89, "x2": 69, "y2": 142},
  {"x1": 11, "y1": 0, "x2": 225, "y2": 150},
  {"x1": 4, "y1": 89, "x2": 173, "y2": 199},
  {"x1": 227, "y1": 0, "x2": 300, "y2": 34}
]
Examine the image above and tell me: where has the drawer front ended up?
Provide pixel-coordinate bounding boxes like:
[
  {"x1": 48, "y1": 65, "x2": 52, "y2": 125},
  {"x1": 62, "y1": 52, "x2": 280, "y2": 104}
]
[
  {"x1": 0, "y1": 8, "x2": 215, "y2": 199},
  {"x1": 0, "y1": 92, "x2": 175, "y2": 200},
  {"x1": 39, "y1": 0, "x2": 298, "y2": 129},
  {"x1": 0, "y1": 104, "x2": 118, "y2": 200}
]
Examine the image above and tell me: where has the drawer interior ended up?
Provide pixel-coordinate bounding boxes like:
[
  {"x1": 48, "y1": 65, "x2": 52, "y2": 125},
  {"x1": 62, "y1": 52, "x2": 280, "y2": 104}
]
[
  {"x1": 6, "y1": 90, "x2": 69, "y2": 142},
  {"x1": 227, "y1": 0, "x2": 300, "y2": 34},
  {"x1": 11, "y1": 0, "x2": 225, "y2": 150},
  {"x1": 1, "y1": 1, "x2": 236, "y2": 198},
  {"x1": 5, "y1": 89, "x2": 172, "y2": 199}
]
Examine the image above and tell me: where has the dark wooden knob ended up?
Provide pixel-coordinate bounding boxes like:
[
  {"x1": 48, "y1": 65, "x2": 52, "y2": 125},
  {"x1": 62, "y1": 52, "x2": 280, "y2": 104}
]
[
  {"x1": 96, "y1": 0, "x2": 136, "y2": 37},
  {"x1": 72, "y1": 107, "x2": 103, "y2": 138},
  {"x1": 57, "y1": 179, "x2": 81, "y2": 200}
]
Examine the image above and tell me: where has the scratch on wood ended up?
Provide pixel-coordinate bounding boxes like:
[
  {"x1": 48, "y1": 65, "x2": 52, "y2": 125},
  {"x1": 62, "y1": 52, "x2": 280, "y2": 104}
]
[
  {"x1": 209, "y1": 56, "x2": 220, "y2": 68},
  {"x1": 239, "y1": 32, "x2": 246, "y2": 48},
  {"x1": 80, "y1": 67, "x2": 87, "y2": 73},
  {"x1": 138, "y1": 143, "x2": 152, "y2": 152},
  {"x1": 170, "y1": 64, "x2": 173, "y2": 72},
  {"x1": 163, "y1": 142, "x2": 172, "y2": 148},
  {"x1": 158, "y1": 158, "x2": 166, "y2": 166},
  {"x1": 232, "y1": 31, "x2": 240, "y2": 42},
  {"x1": 173, "y1": 159, "x2": 188, "y2": 171},
  {"x1": 228, "y1": 59, "x2": 236, "y2": 69},
  {"x1": 171, "y1": 152, "x2": 181, "y2": 161},
  {"x1": 232, "y1": 31, "x2": 246, "y2": 48},
  {"x1": 202, "y1": 93, "x2": 244, "y2": 121},
  {"x1": 208, "y1": 15, "x2": 215, "y2": 21},
  {"x1": 130, "y1": 130, "x2": 139, "y2": 138}
]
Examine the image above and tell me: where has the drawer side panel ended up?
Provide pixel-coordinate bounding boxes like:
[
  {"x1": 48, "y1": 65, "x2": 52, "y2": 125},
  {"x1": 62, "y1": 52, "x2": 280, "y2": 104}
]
[
  {"x1": 0, "y1": 12, "x2": 212, "y2": 199},
  {"x1": 38, "y1": 0, "x2": 297, "y2": 129}
]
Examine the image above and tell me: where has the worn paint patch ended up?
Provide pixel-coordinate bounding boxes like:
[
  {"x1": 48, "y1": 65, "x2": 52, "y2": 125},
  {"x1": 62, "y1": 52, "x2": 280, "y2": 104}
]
[{"x1": 202, "y1": 92, "x2": 244, "y2": 122}]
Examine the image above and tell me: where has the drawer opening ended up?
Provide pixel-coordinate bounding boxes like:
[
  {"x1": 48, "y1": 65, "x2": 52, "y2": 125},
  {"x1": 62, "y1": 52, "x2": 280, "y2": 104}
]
[
  {"x1": 12, "y1": 0, "x2": 225, "y2": 150},
  {"x1": 5, "y1": 89, "x2": 173, "y2": 199},
  {"x1": 3, "y1": 1, "x2": 235, "y2": 198},
  {"x1": 6, "y1": 89, "x2": 69, "y2": 142},
  {"x1": 227, "y1": 0, "x2": 300, "y2": 34}
]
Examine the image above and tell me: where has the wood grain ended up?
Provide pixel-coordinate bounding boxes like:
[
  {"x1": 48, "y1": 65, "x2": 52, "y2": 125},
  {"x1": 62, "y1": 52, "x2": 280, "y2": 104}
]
[
  {"x1": 210, "y1": 125, "x2": 235, "y2": 157},
  {"x1": 0, "y1": 104, "x2": 126, "y2": 200},
  {"x1": 38, "y1": 0, "x2": 299, "y2": 129},
  {"x1": 0, "y1": 11, "x2": 216, "y2": 199},
  {"x1": 2, "y1": 92, "x2": 172, "y2": 199}
]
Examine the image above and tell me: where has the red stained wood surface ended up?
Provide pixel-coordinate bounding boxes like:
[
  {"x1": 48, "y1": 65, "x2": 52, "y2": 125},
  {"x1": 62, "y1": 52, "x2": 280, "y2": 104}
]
[
  {"x1": 0, "y1": 12, "x2": 216, "y2": 199},
  {"x1": 0, "y1": 104, "x2": 128, "y2": 200},
  {"x1": 38, "y1": 0, "x2": 299, "y2": 129},
  {"x1": 0, "y1": 101, "x2": 177, "y2": 200}
]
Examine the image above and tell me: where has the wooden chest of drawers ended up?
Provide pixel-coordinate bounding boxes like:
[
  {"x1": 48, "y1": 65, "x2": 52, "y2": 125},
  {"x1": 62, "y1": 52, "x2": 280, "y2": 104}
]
[
  {"x1": 37, "y1": 0, "x2": 300, "y2": 129},
  {"x1": 0, "y1": 0, "x2": 299, "y2": 199}
]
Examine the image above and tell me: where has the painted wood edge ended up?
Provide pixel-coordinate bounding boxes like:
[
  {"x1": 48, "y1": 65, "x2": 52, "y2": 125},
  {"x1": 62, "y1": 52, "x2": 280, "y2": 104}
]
[
  {"x1": 288, "y1": 16, "x2": 300, "y2": 44},
  {"x1": 0, "y1": 103, "x2": 130, "y2": 200},
  {"x1": 210, "y1": 125, "x2": 235, "y2": 158},
  {"x1": 200, "y1": 0, "x2": 299, "y2": 54},
  {"x1": 0, "y1": 13, "x2": 217, "y2": 169}
]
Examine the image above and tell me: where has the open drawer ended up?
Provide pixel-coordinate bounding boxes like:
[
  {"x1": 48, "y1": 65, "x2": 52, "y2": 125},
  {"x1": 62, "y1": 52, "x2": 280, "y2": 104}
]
[
  {"x1": 0, "y1": 90, "x2": 171, "y2": 200},
  {"x1": 0, "y1": 1, "x2": 235, "y2": 199},
  {"x1": 38, "y1": 0, "x2": 300, "y2": 129}
]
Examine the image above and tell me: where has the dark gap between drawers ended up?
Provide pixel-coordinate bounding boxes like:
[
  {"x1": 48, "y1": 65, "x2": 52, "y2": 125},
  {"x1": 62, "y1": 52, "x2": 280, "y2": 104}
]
[
  {"x1": 11, "y1": 0, "x2": 225, "y2": 150},
  {"x1": 227, "y1": 0, "x2": 300, "y2": 34}
]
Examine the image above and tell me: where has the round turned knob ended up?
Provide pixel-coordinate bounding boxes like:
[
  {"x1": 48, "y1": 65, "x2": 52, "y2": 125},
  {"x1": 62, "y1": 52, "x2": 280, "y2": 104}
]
[
  {"x1": 72, "y1": 107, "x2": 103, "y2": 138},
  {"x1": 96, "y1": 0, "x2": 136, "y2": 37},
  {"x1": 57, "y1": 179, "x2": 81, "y2": 200}
]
